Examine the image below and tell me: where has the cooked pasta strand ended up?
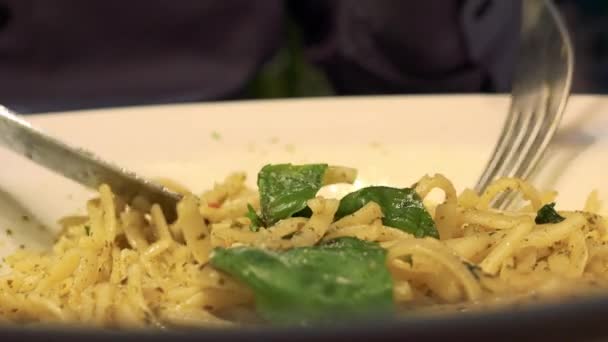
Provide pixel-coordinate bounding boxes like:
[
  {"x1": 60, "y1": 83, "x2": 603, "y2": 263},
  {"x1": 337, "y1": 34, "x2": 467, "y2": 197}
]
[{"x1": 1, "y1": 171, "x2": 606, "y2": 328}]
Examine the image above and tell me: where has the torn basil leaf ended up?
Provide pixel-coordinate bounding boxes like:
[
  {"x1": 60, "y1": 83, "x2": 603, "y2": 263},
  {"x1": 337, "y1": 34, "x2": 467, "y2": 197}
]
[
  {"x1": 210, "y1": 237, "x2": 394, "y2": 324},
  {"x1": 535, "y1": 202, "x2": 565, "y2": 224},
  {"x1": 246, "y1": 204, "x2": 263, "y2": 232},
  {"x1": 335, "y1": 186, "x2": 438, "y2": 238},
  {"x1": 257, "y1": 164, "x2": 328, "y2": 226}
]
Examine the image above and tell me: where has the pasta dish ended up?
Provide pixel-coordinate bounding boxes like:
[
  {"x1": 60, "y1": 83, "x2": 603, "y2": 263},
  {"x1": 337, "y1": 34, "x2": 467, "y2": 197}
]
[{"x1": 0, "y1": 163, "x2": 606, "y2": 328}]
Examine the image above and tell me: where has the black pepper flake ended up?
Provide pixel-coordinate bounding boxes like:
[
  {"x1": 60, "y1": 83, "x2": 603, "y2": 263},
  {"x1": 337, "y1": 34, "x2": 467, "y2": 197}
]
[
  {"x1": 21, "y1": 215, "x2": 29, "y2": 222},
  {"x1": 5, "y1": 229, "x2": 12, "y2": 236},
  {"x1": 143, "y1": 311, "x2": 152, "y2": 324},
  {"x1": 402, "y1": 254, "x2": 413, "y2": 267},
  {"x1": 218, "y1": 278, "x2": 225, "y2": 286},
  {"x1": 282, "y1": 232, "x2": 297, "y2": 240},
  {"x1": 11, "y1": 308, "x2": 17, "y2": 313},
  {"x1": 19, "y1": 244, "x2": 25, "y2": 249},
  {"x1": 463, "y1": 262, "x2": 482, "y2": 280},
  {"x1": 203, "y1": 305, "x2": 214, "y2": 311}
]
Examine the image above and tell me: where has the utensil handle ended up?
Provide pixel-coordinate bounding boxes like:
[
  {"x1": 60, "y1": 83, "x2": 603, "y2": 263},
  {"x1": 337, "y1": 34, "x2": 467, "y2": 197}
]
[{"x1": 0, "y1": 106, "x2": 180, "y2": 219}]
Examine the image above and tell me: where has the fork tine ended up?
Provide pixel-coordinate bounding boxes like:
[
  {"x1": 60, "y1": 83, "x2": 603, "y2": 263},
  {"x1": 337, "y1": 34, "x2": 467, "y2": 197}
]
[
  {"x1": 495, "y1": 85, "x2": 567, "y2": 210},
  {"x1": 496, "y1": 104, "x2": 535, "y2": 177},
  {"x1": 495, "y1": 85, "x2": 568, "y2": 210},
  {"x1": 491, "y1": 102, "x2": 539, "y2": 209},
  {"x1": 474, "y1": 106, "x2": 521, "y2": 193},
  {"x1": 476, "y1": 0, "x2": 573, "y2": 210},
  {"x1": 494, "y1": 94, "x2": 549, "y2": 209},
  {"x1": 475, "y1": 98, "x2": 533, "y2": 197},
  {"x1": 517, "y1": 92, "x2": 567, "y2": 181},
  {"x1": 509, "y1": 87, "x2": 550, "y2": 177}
]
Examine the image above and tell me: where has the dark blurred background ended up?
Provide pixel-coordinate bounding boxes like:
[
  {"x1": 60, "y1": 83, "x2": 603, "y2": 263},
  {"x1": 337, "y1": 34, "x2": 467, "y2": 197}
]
[
  {"x1": 248, "y1": 0, "x2": 608, "y2": 98},
  {"x1": 0, "y1": 1, "x2": 606, "y2": 113},
  {"x1": 557, "y1": 0, "x2": 608, "y2": 93}
]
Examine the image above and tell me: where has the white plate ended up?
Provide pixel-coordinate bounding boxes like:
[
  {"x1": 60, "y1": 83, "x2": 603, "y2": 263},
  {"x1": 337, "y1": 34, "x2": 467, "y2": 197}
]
[{"x1": 0, "y1": 94, "x2": 607, "y2": 257}]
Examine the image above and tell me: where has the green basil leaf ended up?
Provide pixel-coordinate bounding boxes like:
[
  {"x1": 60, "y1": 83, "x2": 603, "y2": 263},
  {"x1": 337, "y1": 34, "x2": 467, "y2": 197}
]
[
  {"x1": 246, "y1": 204, "x2": 263, "y2": 232},
  {"x1": 210, "y1": 237, "x2": 394, "y2": 324},
  {"x1": 258, "y1": 164, "x2": 328, "y2": 226},
  {"x1": 535, "y1": 202, "x2": 565, "y2": 224},
  {"x1": 335, "y1": 186, "x2": 438, "y2": 238}
]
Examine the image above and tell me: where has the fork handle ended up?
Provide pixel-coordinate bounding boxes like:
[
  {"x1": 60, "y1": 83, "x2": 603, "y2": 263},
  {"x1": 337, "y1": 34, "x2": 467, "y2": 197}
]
[{"x1": 0, "y1": 106, "x2": 181, "y2": 220}]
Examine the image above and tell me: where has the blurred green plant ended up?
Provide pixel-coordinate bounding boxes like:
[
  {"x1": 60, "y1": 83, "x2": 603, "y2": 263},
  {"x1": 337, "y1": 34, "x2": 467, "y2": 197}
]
[{"x1": 245, "y1": 19, "x2": 334, "y2": 98}]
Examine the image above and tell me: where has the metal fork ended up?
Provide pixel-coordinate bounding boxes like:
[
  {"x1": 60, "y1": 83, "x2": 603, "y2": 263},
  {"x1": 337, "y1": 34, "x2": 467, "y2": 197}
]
[
  {"x1": 0, "y1": 106, "x2": 182, "y2": 220},
  {"x1": 474, "y1": 0, "x2": 574, "y2": 208}
]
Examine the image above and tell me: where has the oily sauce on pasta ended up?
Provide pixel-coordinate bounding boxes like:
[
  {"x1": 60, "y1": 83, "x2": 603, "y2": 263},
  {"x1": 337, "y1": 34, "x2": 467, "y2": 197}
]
[{"x1": 0, "y1": 167, "x2": 606, "y2": 327}]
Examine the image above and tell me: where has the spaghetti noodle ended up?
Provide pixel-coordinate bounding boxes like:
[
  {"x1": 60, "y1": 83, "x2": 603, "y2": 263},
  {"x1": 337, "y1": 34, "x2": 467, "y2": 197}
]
[{"x1": 0, "y1": 168, "x2": 607, "y2": 328}]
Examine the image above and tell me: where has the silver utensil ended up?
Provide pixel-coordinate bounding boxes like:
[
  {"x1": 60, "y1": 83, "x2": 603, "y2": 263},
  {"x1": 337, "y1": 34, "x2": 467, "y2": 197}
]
[
  {"x1": 474, "y1": 0, "x2": 573, "y2": 208},
  {"x1": 0, "y1": 105, "x2": 182, "y2": 220}
]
